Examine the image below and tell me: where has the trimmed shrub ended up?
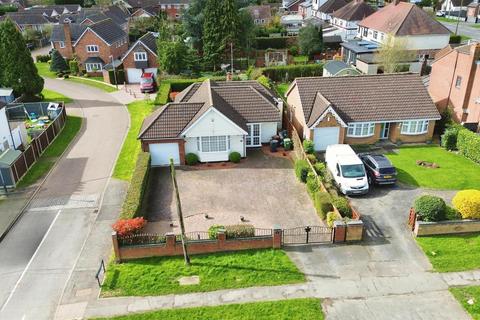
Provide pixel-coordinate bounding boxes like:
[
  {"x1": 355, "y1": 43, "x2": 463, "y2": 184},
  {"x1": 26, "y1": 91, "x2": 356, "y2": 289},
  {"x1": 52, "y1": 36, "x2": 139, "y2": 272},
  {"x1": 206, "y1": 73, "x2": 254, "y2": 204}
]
[
  {"x1": 326, "y1": 211, "x2": 337, "y2": 228},
  {"x1": 225, "y1": 224, "x2": 255, "y2": 239},
  {"x1": 449, "y1": 34, "x2": 462, "y2": 44},
  {"x1": 457, "y1": 128, "x2": 480, "y2": 164},
  {"x1": 36, "y1": 54, "x2": 50, "y2": 63},
  {"x1": 314, "y1": 191, "x2": 333, "y2": 220},
  {"x1": 306, "y1": 172, "x2": 319, "y2": 196},
  {"x1": 154, "y1": 82, "x2": 171, "y2": 105},
  {"x1": 208, "y1": 225, "x2": 224, "y2": 239},
  {"x1": 253, "y1": 37, "x2": 288, "y2": 49},
  {"x1": 331, "y1": 196, "x2": 352, "y2": 218},
  {"x1": 250, "y1": 67, "x2": 264, "y2": 80},
  {"x1": 295, "y1": 159, "x2": 310, "y2": 183},
  {"x1": 289, "y1": 45, "x2": 299, "y2": 56},
  {"x1": 313, "y1": 162, "x2": 326, "y2": 176},
  {"x1": 303, "y1": 139, "x2": 314, "y2": 154},
  {"x1": 445, "y1": 205, "x2": 462, "y2": 221},
  {"x1": 263, "y1": 64, "x2": 323, "y2": 82},
  {"x1": 414, "y1": 195, "x2": 447, "y2": 222},
  {"x1": 229, "y1": 151, "x2": 241, "y2": 163},
  {"x1": 185, "y1": 153, "x2": 199, "y2": 165},
  {"x1": 441, "y1": 126, "x2": 460, "y2": 150},
  {"x1": 69, "y1": 60, "x2": 79, "y2": 75},
  {"x1": 452, "y1": 190, "x2": 480, "y2": 219},
  {"x1": 257, "y1": 75, "x2": 271, "y2": 89},
  {"x1": 120, "y1": 152, "x2": 150, "y2": 219},
  {"x1": 306, "y1": 153, "x2": 317, "y2": 164},
  {"x1": 112, "y1": 217, "x2": 147, "y2": 236}
]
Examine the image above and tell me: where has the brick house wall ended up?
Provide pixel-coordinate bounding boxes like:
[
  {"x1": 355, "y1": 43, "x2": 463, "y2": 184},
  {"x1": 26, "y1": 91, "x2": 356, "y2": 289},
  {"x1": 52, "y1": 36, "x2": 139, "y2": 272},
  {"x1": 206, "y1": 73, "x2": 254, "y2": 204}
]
[
  {"x1": 122, "y1": 42, "x2": 158, "y2": 82},
  {"x1": 389, "y1": 120, "x2": 435, "y2": 143}
]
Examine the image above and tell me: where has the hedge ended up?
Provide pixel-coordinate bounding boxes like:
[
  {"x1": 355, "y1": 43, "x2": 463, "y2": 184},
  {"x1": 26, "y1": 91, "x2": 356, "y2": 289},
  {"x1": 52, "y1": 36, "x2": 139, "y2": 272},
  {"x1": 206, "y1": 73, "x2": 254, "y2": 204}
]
[
  {"x1": 294, "y1": 159, "x2": 310, "y2": 183},
  {"x1": 154, "y1": 82, "x2": 171, "y2": 105},
  {"x1": 452, "y1": 190, "x2": 480, "y2": 219},
  {"x1": 331, "y1": 196, "x2": 352, "y2": 218},
  {"x1": 262, "y1": 64, "x2": 323, "y2": 82},
  {"x1": 441, "y1": 126, "x2": 460, "y2": 150},
  {"x1": 457, "y1": 128, "x2": 480, "y2": 164},
  {"x1": 208, "y1": 224, "x2": 255, "y2": 239},
  {"x1": 120, "y1": 152, "x2": 150, "y2": 219},
  {"x1": 314, "y1": 191, "x2": 333, "y2": 220},
  {"x1": 253, "y1": 37, "x2": 288, "y2": 50}
]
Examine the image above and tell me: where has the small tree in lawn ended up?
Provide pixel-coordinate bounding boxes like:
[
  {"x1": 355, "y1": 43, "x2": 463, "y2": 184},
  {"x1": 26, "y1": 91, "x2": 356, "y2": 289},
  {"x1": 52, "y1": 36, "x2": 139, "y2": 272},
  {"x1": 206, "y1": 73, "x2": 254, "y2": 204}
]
[
  {"x1": 298, "y1": 24, "x2": 323, "y2": 60},
  {"x1": 50, "y1": 49, "x2": 69, "y2": 73},
  {"x1": 375, "y1": 34, "x2": 416, "y2": 74}
]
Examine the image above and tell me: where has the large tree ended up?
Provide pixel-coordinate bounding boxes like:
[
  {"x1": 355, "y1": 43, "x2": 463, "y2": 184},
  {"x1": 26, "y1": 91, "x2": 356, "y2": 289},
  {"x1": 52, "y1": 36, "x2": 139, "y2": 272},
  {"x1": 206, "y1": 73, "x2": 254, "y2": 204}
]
[
  {"x1": 202, "y1": 0, "x2": 225, "y2": 69},
  {"x1": 0, "y1": 19, "x2": 43, "y2": 98},
  {"x1": 157, "y1": 40, "x2": 189, "y2": 74},
  {"x1": 298, "y1": 24, "x2": 323, "y2": 59},
  {"x1": 182, "y1": 0, "x2": 206, "y2": 51},
  {"x1": 375, "y1": 34, "x2": 416, "y2": 74}
]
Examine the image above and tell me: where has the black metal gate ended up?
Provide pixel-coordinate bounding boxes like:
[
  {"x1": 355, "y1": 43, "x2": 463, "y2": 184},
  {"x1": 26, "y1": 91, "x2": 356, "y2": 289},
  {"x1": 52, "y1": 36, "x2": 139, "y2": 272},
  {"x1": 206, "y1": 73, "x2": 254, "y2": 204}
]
[{"x1": 282, "y1": 226, "x2": 332, "y2": 245}]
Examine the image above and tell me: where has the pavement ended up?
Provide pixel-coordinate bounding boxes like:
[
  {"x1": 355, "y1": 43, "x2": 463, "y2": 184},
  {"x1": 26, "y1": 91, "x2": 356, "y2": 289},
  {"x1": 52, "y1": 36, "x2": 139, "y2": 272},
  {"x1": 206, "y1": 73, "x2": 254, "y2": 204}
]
[
  {"x1": 0, "y1": 78, "x2": 129, "y2": 320},
  {"x1": 440, "y1": 21, "x2": 480, "y2": 40}
]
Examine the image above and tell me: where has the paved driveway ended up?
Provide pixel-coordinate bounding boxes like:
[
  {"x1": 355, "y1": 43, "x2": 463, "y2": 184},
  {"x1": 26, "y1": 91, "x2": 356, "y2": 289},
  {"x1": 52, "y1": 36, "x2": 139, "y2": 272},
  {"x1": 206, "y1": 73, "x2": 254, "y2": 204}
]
[{"x1": 143, "y1": 149, "x2": 322, "y2": 234}]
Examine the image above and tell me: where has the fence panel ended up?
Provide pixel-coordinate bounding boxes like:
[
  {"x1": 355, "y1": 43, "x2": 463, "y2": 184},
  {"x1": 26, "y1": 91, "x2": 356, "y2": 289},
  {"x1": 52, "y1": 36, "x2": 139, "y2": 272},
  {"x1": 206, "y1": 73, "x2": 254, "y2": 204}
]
[
  {"x1": 45, "y1": 125, "x2": 55, "y2": 144},
  {"x1": 12, "y1": 154, "x2": 27, "y2": 182},
  {"x1": 23, "y1": 145, "x2": 36, "y2": 168}
]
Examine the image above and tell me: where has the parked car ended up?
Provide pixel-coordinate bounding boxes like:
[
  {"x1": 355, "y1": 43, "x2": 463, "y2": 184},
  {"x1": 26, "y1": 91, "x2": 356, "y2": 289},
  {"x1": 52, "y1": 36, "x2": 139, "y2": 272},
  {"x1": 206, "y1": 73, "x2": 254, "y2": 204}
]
[
  {"x1": 436, "y1": 11, "x2": 445, "y2": 17},
  {"x1": 325, "y1": 144, "x2": 369, "y2": 195},
  {"x1": 140, "y1": 73, "x2": 157, "y2": 93},
  {"x1": 360, "y1": 154, "x2": 397, "y2": 185}
]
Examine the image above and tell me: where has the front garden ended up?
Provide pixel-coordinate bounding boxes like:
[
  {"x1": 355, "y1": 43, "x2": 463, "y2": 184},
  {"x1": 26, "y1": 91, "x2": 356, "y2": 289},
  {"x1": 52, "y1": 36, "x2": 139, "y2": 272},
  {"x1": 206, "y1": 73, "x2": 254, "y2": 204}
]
[
  {"x1": 450, "y1": 286, "x2": 480, "y2": 320},
  {"x1": 101, "y1": 249, "x2": 304, "y2": 297}
]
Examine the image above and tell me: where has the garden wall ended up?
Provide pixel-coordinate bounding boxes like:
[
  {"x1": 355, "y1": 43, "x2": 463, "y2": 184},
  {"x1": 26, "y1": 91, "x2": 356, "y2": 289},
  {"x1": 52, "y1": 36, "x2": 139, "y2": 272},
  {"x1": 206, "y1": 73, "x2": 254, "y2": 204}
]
[{"x1": 414, "y1": 220, "x2": 480, "y2": 237}]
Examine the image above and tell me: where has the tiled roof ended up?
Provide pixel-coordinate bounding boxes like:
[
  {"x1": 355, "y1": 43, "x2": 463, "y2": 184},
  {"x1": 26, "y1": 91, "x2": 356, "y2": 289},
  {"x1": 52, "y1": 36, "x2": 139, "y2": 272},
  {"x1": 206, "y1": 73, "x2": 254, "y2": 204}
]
[
  {"x1": 245, "y1": 5, "x2": 271, "y2": 20},
  {"x1": 84, "y1": 12, "x2": 109, "y2": 23},
  {"x1": 50, "y1": 23, "x2": 87, "y2": 42},
  {"x1": 331, "y1": 0, "x2": 375, "y2": 21},
  {"x1": 4, "y1": 12, "x2": 50, "y2": 25},
  {"x1": 307, "y1": 93, "x2": 332, "y2": 127},
  {"x1": 88, "y1": 18, "x2": 127, "y2": 45},
  {"x1": 450, "y1": 0, "x2": 473, "y2": 6},
  {"x1": 318, "y1": 0, "x2": 347, "y2": 14},
  {"x1": 138, "y1": 32, "x2": 157, "y2": 53},
  {"x1": 358, "y1": 2, "x2": 450, "y2": 36},
  {"x1": 291, "y1": 73, "x2": 441, "y2": 125},
  {"x1": 104, "y1": 5, "x2": 129, "y2": 25}
]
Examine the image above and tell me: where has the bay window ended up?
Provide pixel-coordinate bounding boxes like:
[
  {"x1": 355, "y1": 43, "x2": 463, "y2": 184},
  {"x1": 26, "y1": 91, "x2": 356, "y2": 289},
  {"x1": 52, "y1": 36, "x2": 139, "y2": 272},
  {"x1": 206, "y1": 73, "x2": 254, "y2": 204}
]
[
  {"x1": 401, "y1": 120, "x2": 429, "y2": 135},
  {"x1": 347, "y1": 123, "x2": 375, "y2": 138},
  {"x1": 197, "y1": 136, "x2": 230, "y2": 152}
]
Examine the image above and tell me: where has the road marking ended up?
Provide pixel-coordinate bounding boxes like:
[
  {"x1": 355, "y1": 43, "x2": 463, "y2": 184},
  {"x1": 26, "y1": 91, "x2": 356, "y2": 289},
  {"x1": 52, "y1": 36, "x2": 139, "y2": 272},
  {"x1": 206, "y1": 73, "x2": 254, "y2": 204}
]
[{"x1": 0, "y1": 209, "x2": 62, "y2": 312}]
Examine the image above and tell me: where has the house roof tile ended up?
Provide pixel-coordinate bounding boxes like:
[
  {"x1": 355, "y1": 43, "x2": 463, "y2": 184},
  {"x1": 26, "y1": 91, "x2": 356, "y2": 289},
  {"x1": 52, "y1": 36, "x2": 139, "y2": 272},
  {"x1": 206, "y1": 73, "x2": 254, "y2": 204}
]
[
  {"x1": 318, "y1": 0, "x2": 348, "y2": 14},
  {"x1": 331, "y1": 0, "x2": 375, "y2": 21},
  {"x1": 88, "y1": 18, "x2": 127, "y2": 45}
]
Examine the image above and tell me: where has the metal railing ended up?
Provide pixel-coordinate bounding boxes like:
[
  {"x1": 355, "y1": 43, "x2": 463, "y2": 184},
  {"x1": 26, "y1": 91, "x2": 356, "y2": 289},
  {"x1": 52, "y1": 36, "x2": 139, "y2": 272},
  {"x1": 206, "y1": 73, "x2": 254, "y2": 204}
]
[{"x1": 95, "y1": 259, "x2": 106, "y2": 287}]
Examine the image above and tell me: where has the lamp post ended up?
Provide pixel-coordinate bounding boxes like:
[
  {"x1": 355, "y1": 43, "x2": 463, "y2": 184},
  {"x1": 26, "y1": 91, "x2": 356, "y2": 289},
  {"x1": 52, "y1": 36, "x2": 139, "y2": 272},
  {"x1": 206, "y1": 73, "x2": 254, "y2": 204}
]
[{"x1": 110, "y1": 55, "x2": 118, "y2": 90}]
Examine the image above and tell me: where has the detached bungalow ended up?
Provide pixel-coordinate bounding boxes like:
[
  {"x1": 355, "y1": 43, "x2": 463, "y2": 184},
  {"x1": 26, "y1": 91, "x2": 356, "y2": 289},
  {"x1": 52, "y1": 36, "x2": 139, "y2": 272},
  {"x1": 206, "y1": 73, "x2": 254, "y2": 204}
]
[
  {"x1": 139, "y1": 80, "x2": 283, "y2": 166},
  {"x1": 286, "y1": 73, "x2": 441, "y2": 151}
]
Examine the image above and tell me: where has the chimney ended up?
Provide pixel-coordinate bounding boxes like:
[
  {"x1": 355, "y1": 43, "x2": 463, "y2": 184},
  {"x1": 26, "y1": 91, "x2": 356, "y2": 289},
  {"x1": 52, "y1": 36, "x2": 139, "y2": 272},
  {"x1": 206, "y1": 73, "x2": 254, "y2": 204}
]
[{"x1": 63, "y1": 23, "x2": 72, "y2": 58}]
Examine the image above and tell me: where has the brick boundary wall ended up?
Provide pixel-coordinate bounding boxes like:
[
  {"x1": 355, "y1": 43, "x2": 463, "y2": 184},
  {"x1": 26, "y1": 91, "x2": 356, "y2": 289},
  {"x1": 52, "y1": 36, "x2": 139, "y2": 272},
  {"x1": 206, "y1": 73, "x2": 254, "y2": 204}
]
[{"x1": 414, "y1": 219, "x2": 480, "y2": 237}]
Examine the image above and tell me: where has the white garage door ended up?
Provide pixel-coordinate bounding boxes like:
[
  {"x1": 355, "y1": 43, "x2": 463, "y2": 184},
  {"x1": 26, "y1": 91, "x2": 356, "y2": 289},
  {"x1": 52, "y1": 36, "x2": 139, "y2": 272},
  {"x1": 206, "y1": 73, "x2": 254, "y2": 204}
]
[
  {"x1": 313, "y1": 127, "x2": 340, "y2": 151},
  {"x1": 126, "y1": 68, "x2": 143, "y2": 84},
  {"x1": 150, "y1": 143, "x2": 180, "y2": 166}
]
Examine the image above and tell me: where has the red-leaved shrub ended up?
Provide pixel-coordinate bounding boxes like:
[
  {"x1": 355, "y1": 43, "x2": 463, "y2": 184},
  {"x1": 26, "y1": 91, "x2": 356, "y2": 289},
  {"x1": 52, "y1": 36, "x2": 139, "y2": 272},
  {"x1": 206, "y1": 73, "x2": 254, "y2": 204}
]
[{"x1": 112, "y1": 217, "x2": 147, "y2": 236}]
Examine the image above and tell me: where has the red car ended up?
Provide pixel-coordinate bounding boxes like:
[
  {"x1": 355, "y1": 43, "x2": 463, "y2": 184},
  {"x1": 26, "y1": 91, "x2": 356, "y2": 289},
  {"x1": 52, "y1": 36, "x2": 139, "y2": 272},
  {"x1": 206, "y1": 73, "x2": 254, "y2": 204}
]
[{"x1": 140, "y1": 73, "x2": 157, "y2": 93}]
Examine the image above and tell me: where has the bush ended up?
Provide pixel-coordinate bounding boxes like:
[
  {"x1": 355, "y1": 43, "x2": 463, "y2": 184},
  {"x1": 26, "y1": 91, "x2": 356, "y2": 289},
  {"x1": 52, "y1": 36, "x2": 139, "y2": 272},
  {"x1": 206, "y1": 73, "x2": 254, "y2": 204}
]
[
  {"x1": 306, "y1": 153, "x2": 317, "y2": 164},
  {"x1": 445, "y1": 205, "x2": 462, "y2": 220},
  {"x1": 69, "y1": 60, "x2": 79, "y2": 75},
  {"x1": 303, "y1": 139, "x2": 314, "y2": 154},
  {"x1": 331, "y1": 196, "x2": 352, "y2": 218},
  {"x1": 185, "y1": 153, "x2": 199, "y2": 165},
  {"x1": 120, "y1": 152, "x2": 150, "y2": 219},
  {"x1": 457, "y1": 128, "x2": 480, "y2": 164},
  {"x1": 225, "y1": 224, "x2": 255, "y2": 239},
  {"x1": 289, "y1": 45, "x2": 299, "y2": 56},
  {"x1": 250, "y1": 67, "x2": 264, "y2": 80},
  {"x1": 229, "y1": 151, "x2": 241, "y2": 163},
  {"x1": 314, "y1": 192, "x2": 333, "y2": 220},
  {"x1": 452, "y1": 190, "x2": 480, "y2": 219},
  {"x1": 263, "y1": 64, "x2": 323, "y2": 82},
  {"x1": 441, "y1": 126, "x2": 460, "y2": 150},
  {"x1": 449, "y1": 34, "x2": 462, "y2": 44},
  {"x1": 154, "y1": 82, "x2": 171, "y2": 105},
  {"x1": 326, "y1": 211, "x2": 337, "y2": 228},
  {"x1": 294, "y1": 159, "x2": 310, "y2": 183},
  {"x1": 112, "y1": 217, "x2": 147, "y2": 236},
  {"x1": 306, "y1": 172, "x2": 319, "y2": 196},
  {"x1": 257, "y1": 75, "x2": 271, "y2": 89},
  {"x1": 208, "y1": 225, "x2": 224, "y2": 239},
  {"x1": 253, "y1": 37, "x2": 288, "y2": 49},
  {"x1": 414, "y1": 195, "x2": 447, "y2": 222},
  {"x1": 313, "y1": 162, "x2": 326, "y2": 176},
  {"x1": 36, "y1": 54, "x2": 50, "y2": 63}
]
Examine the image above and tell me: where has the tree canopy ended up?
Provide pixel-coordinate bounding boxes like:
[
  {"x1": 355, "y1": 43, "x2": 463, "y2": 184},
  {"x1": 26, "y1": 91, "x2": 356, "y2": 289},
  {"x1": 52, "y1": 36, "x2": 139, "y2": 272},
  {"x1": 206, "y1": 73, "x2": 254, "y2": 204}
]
[
  {"x1": 298, "y1": 24, "x2": 323, "y2": 58},
  {"x1": 375, "y1": 34, "x2": 416, "y2": 74}
]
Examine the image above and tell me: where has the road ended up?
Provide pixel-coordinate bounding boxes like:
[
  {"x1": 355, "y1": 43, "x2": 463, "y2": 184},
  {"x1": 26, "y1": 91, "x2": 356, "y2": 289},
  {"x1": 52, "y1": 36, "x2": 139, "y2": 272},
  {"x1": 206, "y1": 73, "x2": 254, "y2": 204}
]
[
  {"x1": 440, "y1": 21, "x2": 480, "y2": 40},
  {"x1": 0, "y1": 78, "x2": 129, "y2": 320}
]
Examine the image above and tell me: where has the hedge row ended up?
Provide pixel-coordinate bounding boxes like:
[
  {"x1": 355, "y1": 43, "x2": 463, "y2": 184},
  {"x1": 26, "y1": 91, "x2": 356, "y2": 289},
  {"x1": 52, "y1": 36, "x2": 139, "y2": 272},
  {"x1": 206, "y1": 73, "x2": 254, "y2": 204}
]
[
  {"x1": 120, "y1": 152, "x2": 150, "y2": 219},
  {"x1": 457, "y1": 128, "x2": 480, "y2": 164},
  {"x1": 154, "y1": 82, "x2": 171, "y2": 105},
  {"x1": 253, "y1": 37, "x2": 288, "y2": 50},
  {"x1": 262, "y1": 64, "x2": 323, "y2": 82}
]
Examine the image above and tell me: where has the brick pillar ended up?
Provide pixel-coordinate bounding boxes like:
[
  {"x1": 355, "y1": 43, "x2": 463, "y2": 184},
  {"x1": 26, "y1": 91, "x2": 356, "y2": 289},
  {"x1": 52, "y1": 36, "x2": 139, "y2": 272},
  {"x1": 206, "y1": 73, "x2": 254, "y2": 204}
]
[
  {"x1": 333, "y1": 221, "x2": 346, "y2": 243},
  {"x1": 112, "y1": 231, "x2": 121, "y2": 263},
  {"x1": 217, "y1": 229, "x2": 226, "y2": 250},
  {"x1": 273, "y1": 225, "x2": 282, "y2": 248},
  {"x1": 165, "y1": 233, "x2": 176, "y2": 255}
]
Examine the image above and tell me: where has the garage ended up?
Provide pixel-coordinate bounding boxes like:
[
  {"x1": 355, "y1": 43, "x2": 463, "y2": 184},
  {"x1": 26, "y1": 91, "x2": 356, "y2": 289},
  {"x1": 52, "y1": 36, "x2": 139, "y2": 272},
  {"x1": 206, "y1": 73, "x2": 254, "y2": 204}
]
[
  {"x1": 313, "y1": 127, "x2": 340, "y2": 151},
  {"x1": 149, "y1": 143, "x2": 180, "y2": 166},
  {"x1": 126, "y1": 68, "x2": 158, "y2": 84}
]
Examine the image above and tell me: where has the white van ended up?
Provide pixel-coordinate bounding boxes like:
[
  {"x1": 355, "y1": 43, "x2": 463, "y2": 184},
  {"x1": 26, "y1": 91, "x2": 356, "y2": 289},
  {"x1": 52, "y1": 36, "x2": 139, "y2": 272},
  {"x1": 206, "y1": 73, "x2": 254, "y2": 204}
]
[{"x1": 325, "y1": 144, "x2": 369, "y2": 195}]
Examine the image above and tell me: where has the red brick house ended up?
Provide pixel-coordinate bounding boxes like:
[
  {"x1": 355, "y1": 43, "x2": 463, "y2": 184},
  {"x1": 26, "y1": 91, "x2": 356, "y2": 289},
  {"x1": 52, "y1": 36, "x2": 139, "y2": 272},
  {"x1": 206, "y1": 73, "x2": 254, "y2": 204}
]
[
  {"x1": 429, "y1": 42, "x2": 480, "y2": 131},
  {"x1": 121, "y1": 32, "x2": 158, "y2": 83},
  {"x1": 123, "y1": 0, "x2": 189, "y2": 20},
  {"x1": 50, "y1": 18, "x2": 128, "y2": 75}
]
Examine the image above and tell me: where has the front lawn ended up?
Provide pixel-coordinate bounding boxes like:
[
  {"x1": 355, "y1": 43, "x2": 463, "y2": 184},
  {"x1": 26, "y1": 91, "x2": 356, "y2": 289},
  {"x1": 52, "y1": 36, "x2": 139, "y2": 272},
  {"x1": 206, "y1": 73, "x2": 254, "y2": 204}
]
[
  {"x1": 35, "y1": 62, "x2": 57, "y2": 79},
  {"x1": 112, "y1": 100, "x2": 155, "y2": 181},
  {"x1": 101, "y1": 249, "x2": 305, "y2": 297},
  {"x1": 416, "y1": 233, "x2": 480, "y2": 272},
  {"x1": 90, "y1": 298, "x2": 324, "y2": 320},
  {"x1": 17, "y1": 115, "x2": 82, "y2": 188},
  {"x1": 471, "y1": 24, "x2": 480, "y2": 29},
  {"x1": 386, "y1": 145, "x2": 480, "y2": 189},
  {"x1": 66, "y1": 77, "x2": 117, "y2": 93},
  {"x1": 41, "y1": 89, "x2": 73, "y2": 103},
  {"x1": 450, "y1": 286, "x2": 480, "y2": 320}
]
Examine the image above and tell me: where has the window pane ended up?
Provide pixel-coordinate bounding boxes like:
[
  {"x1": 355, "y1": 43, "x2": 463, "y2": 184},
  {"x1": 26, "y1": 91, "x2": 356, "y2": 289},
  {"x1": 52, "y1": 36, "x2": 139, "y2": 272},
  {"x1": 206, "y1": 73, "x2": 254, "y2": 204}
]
[
  {"x1": 201, "y1": 137, "x2": 210, "y2": 152},
  {"x1": 355, "y1": 125, "x2": 361, "y2": 136},
  {"x1": 218, "y1": 136, "x2": 226, "y2": 151},
  {"x1": 348, "y1": 126, "x2": 354, "y2": 135},
  {"x1": 362, "y1": 124, "x2": 368, "y2": 136}
]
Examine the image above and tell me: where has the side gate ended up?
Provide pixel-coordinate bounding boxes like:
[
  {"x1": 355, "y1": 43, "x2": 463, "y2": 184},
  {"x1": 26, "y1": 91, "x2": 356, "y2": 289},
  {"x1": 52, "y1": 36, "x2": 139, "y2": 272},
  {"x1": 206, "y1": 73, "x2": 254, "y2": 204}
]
[{"x1": 282, "y1": 226, "x2": 333, "y2": 245}]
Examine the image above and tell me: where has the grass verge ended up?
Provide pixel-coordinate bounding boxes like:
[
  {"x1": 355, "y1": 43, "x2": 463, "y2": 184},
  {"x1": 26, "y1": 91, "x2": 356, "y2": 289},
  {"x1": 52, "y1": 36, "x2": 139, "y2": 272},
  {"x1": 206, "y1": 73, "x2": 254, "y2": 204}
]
[
  {"x1": 101, "y1": 249, "x2": 305, "y2": 297},
  {"x1": 41, "y1": 89, "x2": 73, "y2": 103},
  {"x1": 112, "y1": 100, "x2": 155, "y2": 181},
  {"x1": 416, "y1": 233, "x2": 480, "y2": 272},
  {"x1": 450, "y1": 286, "x2": 480, "y2": 319},
  {"x1": 66, "y1": 77, "x2": 117, "y2": 93},
  {"x1": 16, "y1": 116, "x2": 82, "y2": 188},
  {"x1": 386, "y1": 145, "x2": 480, "y2": 189},
  {"x1": 90, "y1": 298, "x2": 324, "y2": 320},
  {"x1": 436, "y1": 17, "x2": 459, "y2": 23},
  {"x1": 35, "y1": 62, "x2": 57, "y2": 79}
]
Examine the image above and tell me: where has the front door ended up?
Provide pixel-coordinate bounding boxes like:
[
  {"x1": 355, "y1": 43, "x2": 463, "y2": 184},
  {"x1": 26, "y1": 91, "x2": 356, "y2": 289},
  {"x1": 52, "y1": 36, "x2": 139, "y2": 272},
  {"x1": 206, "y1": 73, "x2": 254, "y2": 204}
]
[
  {"x1": 246, "y1": 123, "x2": 261, "y2": 147},
  {"x1": 380, "y1": 123, "x2": 390, "y2": 140}
]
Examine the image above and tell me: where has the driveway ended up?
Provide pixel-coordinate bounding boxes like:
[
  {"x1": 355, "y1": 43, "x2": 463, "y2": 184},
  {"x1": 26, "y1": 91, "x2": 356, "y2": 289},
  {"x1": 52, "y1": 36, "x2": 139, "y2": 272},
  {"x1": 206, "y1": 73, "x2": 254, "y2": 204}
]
[{"x1": 143, "y1": 149, "x2": 322, "y2": 234}]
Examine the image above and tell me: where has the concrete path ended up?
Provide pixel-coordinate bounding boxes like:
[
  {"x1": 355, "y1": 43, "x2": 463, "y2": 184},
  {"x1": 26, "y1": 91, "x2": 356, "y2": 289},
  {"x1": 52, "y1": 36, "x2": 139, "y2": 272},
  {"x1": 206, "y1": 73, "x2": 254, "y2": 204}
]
[
  {"x1": 440, "y1": 21, "x2": 480, "y2": 40},
  {"x1": 0, "y1": 78, "x2": 129, "y2": 320}
]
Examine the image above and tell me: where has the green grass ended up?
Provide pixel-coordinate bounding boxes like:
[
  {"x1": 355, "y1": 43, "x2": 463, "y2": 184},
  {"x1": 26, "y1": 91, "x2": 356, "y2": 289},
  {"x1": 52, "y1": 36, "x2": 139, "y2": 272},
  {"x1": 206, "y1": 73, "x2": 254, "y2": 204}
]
[
  {"x1": 41, "y1": 89, "x2": 73, "y2": 103},
  {"x1": 460, "y1": 35, "x2": 472, "y2": 42},
  {"x1": 450, "y1": 286, "x2": 480, "y2": 319},
  {"x1": 275, "y1": 82, "x2": 290, "y2": 98},
  {"x1": 66, "y1": 77, "x2": 117, "y2": 93},
  {"x1": 293, "y1": 55, "x2": 309, "y2": 64},
  {"x1": 436, "y1": 17, "x2": 458, "y2": 23},
  {"x1": 112, "y1": 100, "x2": 155, "y2": 181},
  {"x1": 35, "y1": 62, "x2": 57, "y2": 79},
  {"x1": 17, "y1": 116, "x2": 82, "y2": 188},
  {"x1": 386, "y1": 145, "x2": 480, "y2": 189},
  {"x1": 90, "y1": 298, "x2": 324, "y2": 320},
  {"x1": 416, "y1": 233, "x2": 480, "y2": 272},
  {"x1": 101, "y1": 249, "x2": 305, "y2": 297},
  {"x1": 471, "y1": 24, "x2": 480, "y2": 29}
]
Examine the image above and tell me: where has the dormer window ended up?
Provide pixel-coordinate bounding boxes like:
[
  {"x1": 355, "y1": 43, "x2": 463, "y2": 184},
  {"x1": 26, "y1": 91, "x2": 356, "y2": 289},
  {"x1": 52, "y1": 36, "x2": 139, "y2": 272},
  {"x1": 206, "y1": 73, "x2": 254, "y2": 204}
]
[
  {"x1": 134, "y1": 52, "x2": 148, "y2": 61},
  {"x1": 59, "y1": 41, "x2": 65, "y2": 48}
]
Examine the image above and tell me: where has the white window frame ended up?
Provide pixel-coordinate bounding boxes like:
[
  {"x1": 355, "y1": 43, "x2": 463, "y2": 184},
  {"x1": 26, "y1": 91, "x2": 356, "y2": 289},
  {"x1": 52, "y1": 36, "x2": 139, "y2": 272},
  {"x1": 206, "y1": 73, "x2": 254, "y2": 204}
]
[
  {"x1": 347, "y1": 123, "x2": 375, "y2": 138},
  {"x1": 246, "y1": 123, "x2": 261, "y2": 147},
  {"x1": 134, "y1": 52, "x2": 148, "y2": 61},
  {"x1": 85, "y1": 63, "x2": 102, "y2": 72},
  {"x1": 59, "y1": 41, "x2": 65, "y2": 48},
  {"x1": 197, "y1": 136, "x2": 230, "y2": 153},
  {"x1": 401, "y1": 120, "x2": 429, "y2": 135},
  {"x1": 86, "y1": 45, "x2": 99, "y2": 52}
]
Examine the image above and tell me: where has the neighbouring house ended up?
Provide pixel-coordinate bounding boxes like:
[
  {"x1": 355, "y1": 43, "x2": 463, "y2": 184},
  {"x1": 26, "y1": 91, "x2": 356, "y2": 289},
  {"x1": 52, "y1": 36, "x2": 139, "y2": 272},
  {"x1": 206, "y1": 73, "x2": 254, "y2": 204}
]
[
  {"x1": 281, "y1": 14, "x2": 304, "y2": 35},
  {"x1": 51, "y1": 19, "x2": 129, "y2": 75},
  {"x1": 299, "y1": 0, "x2": 312, "y2": 18},
  {"x1": 330, "y1": 0, "x2": 375, "y2": 40},
  {"x1": 122, "y1": 32, "x2": 158, "y2": 83},
  {"x1": 286, "y1": 73, "x2": 440, "y2": 151},
  {"x1": 282, "y1": 0, "x2": 302, "y2": 13},
  {"x1": 315, "y1": 0, "x2": 347, "y2": 21},
  {"x1": 130, "y1": 5, "x2": 161, "y2": 20},
  {"x1": 467, "y1": 1, "x2": 480, "y2": 22},
  {"x1": 80, "y1": 6, "x2": 129, "y2": 32},
  {"x1": 245, "y1": 5, "x2": 272, "y2": 25},
  {"x1": 323, "y1": 60, "x2": 360, "y2": 76},
  {"x1": 0, "y1": 0, "x2": 26, "y2": 9},
  {"x1": 441, "y1": 0, "x2": 473, "y2": 13},
  {"x1": 429, "y1": 42, "x2": 480, "y2": 131},
  {"x1": 1, "y1": 12, "x2": 51, "y2": 32},
  {"x1": 120, "y1": 0, "x2": 189, "y2": 19},
  {"x1": 342, "y1": 1, "x2": 451, "y2": 74},
  {"x1": 138, "y1": 79, "x2": 283, "y2": 165}
]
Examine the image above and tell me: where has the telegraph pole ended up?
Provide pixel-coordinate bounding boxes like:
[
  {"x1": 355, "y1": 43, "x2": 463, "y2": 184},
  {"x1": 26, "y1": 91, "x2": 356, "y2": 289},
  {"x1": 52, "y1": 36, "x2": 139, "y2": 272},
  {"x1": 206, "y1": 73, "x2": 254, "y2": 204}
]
[{"x1": 170, "y1": 158, "x2": 190, "y2": 265}]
